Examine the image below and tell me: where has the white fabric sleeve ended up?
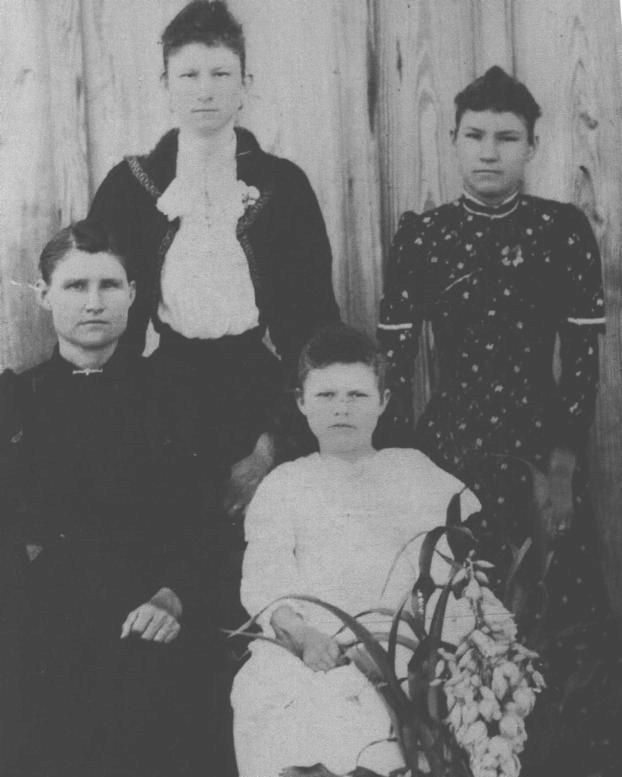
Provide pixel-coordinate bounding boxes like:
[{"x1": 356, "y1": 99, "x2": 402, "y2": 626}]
[{"x1": 240, "y1": 465, "x2": 307, "y2": 634}]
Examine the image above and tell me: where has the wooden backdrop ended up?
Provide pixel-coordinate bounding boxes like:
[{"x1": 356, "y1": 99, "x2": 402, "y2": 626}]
[{"x1": 1, "y1": 0, "x2": 621, "y2": 611}]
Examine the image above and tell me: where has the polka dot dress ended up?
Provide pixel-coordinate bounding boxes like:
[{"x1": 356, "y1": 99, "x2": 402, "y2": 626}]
[{"x1": 378, "y1": 192, "x2": 619, "y2": 773}]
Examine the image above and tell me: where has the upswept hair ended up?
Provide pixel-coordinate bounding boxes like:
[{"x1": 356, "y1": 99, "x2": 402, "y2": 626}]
[
  {"x1": 297, "y1": 323, "x2": 388, "y2": 393},
  {"x1": 161, "y1": 0, "x2": 245, "y2": 75},
  {"x1": 454, "y1": 66, "x2": 541, "y2": 143},
  {"x1": 39, "y1": 220, "x2": 131, "y2": 283}
]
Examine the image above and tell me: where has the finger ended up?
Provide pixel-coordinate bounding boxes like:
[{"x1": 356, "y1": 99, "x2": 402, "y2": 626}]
[
  {"x1": 152, "y1": 619, "x2": 179, "y2": 643},
  {"x1": 141, "y1": 613, "x2": 168, "y2": 641},
  {"x1": 163, "y1": 625, "x2": 181, "y2": 643},
  {"x1": 121, "y1": 610, "x2": 139, "y2": 639},
  {"x1": 130, "y1": 608, "x2": 157, "y2": 636}
]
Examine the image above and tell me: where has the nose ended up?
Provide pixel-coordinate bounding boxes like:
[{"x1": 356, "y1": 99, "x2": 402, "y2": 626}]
[
  {"x1": 197, "y1": 74, "x2": 216, "y2": 102},
  {"x1": 479, "y1": 137, "x2": 499, "y2": 161},
  {"x1": 85, "y1": 286, "x2": 104, "y2": 312}
]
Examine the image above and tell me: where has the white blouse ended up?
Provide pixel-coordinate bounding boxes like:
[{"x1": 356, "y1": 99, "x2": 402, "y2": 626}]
[{"x1": 156, "y1": 129, "x2": 260, "y2": 339}]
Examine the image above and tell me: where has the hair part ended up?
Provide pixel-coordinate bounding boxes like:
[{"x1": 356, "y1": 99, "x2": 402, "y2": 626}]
[
  {"x1": 39, "y1": 220, "x2": 132, "y2": 284},
  {"x1": 161, "y1": 0, "x2": 245, "y2": 76},
  {"x1": 454, "y1": 65, "x2": 541, "y2": 143},
  {"x1": 297, "y1": 323, "x2": 388, "y2": 393}
]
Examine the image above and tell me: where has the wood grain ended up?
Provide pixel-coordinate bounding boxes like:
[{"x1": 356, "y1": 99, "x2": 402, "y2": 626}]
[{"x1": 514, "y1": 0, "x2": 622, "y2": 612}]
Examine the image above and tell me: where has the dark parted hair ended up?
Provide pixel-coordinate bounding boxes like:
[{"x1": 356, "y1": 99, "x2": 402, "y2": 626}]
[
  {"x1": 297, "y1": 323, "x2": 388, "y2": 393},
  {"x1": 454, "y1": 66, "x2": 542, "y2": 143},
  {"x1": 39, "y1": 220, "x2": 133, "y2": 284},
  {"x1": 161, "y1": 0, "x2": 246, "y2": 75}
]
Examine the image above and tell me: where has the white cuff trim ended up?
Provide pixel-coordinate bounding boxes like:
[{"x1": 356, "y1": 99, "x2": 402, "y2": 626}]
[
  {"x1": 567, "y1": 317, "x2": 606, "y2": 326},
  {"x1": 378, "y1": 322, "x2": 413, "y2": 330}
]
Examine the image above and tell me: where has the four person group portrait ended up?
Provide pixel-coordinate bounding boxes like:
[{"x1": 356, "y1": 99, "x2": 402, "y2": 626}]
[{"x1": 0, "y1": 2, "x2": 618, "y2": 777}]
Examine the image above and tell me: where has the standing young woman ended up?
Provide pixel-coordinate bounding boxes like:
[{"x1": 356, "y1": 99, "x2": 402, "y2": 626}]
[
  {"x1": 378, "y1": 67, "x2": 618, "y2": 775},
  {"x1": 0, "y1": 221, "x2": 212, "y2": 777},
  {"x1": 88, "y1": 0, "x2": 339, "y2": 514}
]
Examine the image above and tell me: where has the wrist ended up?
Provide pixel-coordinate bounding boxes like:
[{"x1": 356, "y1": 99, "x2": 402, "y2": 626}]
[{"x1": 150, "y1": 587, "x2": 182, "y2": 620}]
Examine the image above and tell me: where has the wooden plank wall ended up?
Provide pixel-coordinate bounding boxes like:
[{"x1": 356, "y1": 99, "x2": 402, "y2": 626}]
[{"x1": 1, "y1": 0, "x2": 621, "y2": 608}]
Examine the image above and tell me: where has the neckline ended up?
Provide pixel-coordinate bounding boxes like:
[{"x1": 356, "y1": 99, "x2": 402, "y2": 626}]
[{"x1": 460, "y1": 190, "x2": 520, "y2": 219}]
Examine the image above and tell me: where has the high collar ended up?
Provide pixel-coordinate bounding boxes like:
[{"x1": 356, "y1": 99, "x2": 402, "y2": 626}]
[
  {"x1": 144, "y1": 126, "x2": 262, "y2": 193},
  {"x1": 47, "y1": 344, "x2": 138, "y2": 381},
  {"x1": 460, "y1": 190, "x2": 520, "y2": 219}
]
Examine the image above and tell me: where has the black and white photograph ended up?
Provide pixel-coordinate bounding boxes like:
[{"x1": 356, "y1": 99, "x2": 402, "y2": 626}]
[{"x1": 1, "y1": 2, "x2": 621, "y2": 776}]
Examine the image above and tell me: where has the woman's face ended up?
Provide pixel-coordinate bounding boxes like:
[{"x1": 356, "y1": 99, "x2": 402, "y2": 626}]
[
  {"x1": 37, "y1": 249, "x2": 135, "y2": 358},
  {"x1": 166, "y1": 43, "x2": 244, "y2": 137},
  {"x1": 453, "y1": 109, "x2": 537, "y2": 205}
]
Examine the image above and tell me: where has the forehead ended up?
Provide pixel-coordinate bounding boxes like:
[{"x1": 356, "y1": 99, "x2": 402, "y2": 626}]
[
  {"x1": 167, "y1": 42, "x2": 241, "y2": 71},
  {"x1": 303, "y1": 362, "x2": 380, "y2": 390},
  {"x1": 49, "y1": 249, "x2": 127, "y2": 281},
  {"x1": 459, "y1": 109, "x2": 529, "y2": 134}
]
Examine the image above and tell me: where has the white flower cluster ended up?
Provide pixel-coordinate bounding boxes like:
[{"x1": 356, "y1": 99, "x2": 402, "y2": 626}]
[{"x1": 436, "y1": 560, "x2": 545, "y2": 777}]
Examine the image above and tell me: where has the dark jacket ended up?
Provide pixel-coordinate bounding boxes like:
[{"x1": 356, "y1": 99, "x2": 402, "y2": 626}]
[{"x1": 89, "y1": 127, "x2": 340, "y2": 366}]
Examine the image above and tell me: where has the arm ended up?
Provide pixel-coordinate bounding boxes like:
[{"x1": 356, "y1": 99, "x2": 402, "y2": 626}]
[
  {"x1": 88, "y1": 162, "x2": 156, "y2": 354},
  {"x1": 267, "y1": 161, "x2": 340, "y2": 370},
  {"x1": 552, "y1": 205, "x2": 605, "y2": 452},
  {"x1": 377, "y1": 211, "x2": 426, "y2": 442}
]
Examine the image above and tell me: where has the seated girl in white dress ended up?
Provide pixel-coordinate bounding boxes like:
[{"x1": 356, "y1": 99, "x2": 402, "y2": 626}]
[{"x1": 231, "y1": 324, "x2": 480, "y2": 777}]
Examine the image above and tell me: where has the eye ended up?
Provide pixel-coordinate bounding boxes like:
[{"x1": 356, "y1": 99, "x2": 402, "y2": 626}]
[
  {"x1": 180, "y1": 70, "x2": 198, "y2": 79},
  {"x1": 214, "y1": 70, "x2": 231, "y2": 78},
  {"x1": 316, "y1": 391, "x2": 335, "y2": 398},
  {"x1": 100, "y1": 279, "x2": 123, "y2": 290},
  {"x1": 465, "y1": 132, "x2": 482, "y2": 139},
  {"x1": 63, "y1": 280, "x2": 86, "y2": 290},
  {"x1": 349, "y1": 391, "x2": 369, "y2": 399}
]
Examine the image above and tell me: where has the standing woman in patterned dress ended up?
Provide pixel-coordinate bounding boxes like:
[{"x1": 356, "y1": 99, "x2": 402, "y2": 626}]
[{"x1": 378, "y1": 67, "x2": 619, "y2": 775}]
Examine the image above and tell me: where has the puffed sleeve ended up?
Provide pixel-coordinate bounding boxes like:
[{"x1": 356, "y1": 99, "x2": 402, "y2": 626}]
[
  {"x1": 267, "y1": 160, "x2": 340, "y2": 370},
  {"x1": 88, "y1": 162, "x2": 157, "y2": 353},
  {"x1": 377, "y1": 212, "x2": 427, "y2": 440},
  {"x1": 553, "y1": 204, "x2": 605, "y2": 449},
  {"x1": 240, "y1": 463, "x2": 307, "y2": 633}
]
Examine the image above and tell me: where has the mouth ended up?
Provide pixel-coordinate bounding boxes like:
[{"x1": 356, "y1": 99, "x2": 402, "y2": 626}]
[
  {"x1": 192, "y1": 108, "x2": 219, "y2": 113},
  {"x1": 330, "y1": 423, "x2": 355, "y2": 429},
  {"x1": 473, "y1": 169, "x2": 502, "y2": 175},
  {"x1": 79, "y1": 320, "x2": 108, "y2": 326}
]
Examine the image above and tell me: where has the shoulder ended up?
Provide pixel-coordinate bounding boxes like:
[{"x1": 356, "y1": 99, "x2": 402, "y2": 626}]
[
  {"x1": 377, "y1": 448, "x2": 470, "y2": 494},
  {"x1": 0, "y1": 361, "x2": 50, "y2": 437},
  {"x1": 393, "y1": 200, "x2": 462, "y2": 242},
  {"x1": 519, "y1": 195, "x2": 590, "y2": 226},
  {"x1": 236, "y1": 126, "x2": 316, "y2": 193},
  {"x1": 256, "y1": 454, "x2": 321, "y2": 494}
]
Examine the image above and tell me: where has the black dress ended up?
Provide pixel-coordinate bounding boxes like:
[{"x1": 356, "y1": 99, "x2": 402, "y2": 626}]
[
  {"x1": 0, "y1": 347, "x2": 215, "y2": 777},
  {"x1": 378, "y1": 192, "x2": 620, "y2": 775}
]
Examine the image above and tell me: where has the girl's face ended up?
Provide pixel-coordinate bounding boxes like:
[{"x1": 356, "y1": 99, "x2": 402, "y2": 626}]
[
  {"x1": 297, "y1": 363, "x2": 389, "y2": 458},
  {"x1": 166, "y1": 43, "x2": 245, "y2": 138},
  {"x1": 453, "y1": 109, "x2": 537, "y2": 205},
  {"x1": 36, "y1": 248, "x2": 135, "y2": 359}
]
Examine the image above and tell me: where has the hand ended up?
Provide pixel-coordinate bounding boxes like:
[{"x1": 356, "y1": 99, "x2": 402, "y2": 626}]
[
  {"x1": 546, "y1": 446, "x2": 576, "y2": 536},
  {"x1": 298, "y1": 626, "x2": 342, "y2": 673},
  {"x1": 223, "y1": 433, "x2": 275, "y2": 519},
  {"x1": 26, "y1": 544, "x2": 43, "y2": 562},
  {"x1": 120, "y1": 587, "x2": 182, "y2": 643}
]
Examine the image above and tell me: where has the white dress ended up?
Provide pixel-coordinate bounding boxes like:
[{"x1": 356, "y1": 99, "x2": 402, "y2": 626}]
[{"x1": 231, "y1": 449, "x2": 480, "y2": 777}]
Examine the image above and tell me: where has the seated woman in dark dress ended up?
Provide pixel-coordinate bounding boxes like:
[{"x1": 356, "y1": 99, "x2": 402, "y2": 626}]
[
  {"x1": 378, "y1": 66, "x2": 619, "y2": 776},
  {"x1": 0, "y1": 221, "x2": 213, "y2": 777}
]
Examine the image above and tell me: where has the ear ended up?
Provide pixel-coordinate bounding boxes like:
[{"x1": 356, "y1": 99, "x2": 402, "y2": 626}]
[
  {"x1": 450, "y1": 127, "x2": 457, "y2": 144},
  {"x1": 295, "y1": 387, "x2": 307, "y2": 416},
  {"x1": 379, "y1": 388, "x2": 390, "y2": 414},
  {"x1": 527, "y1": 135, "x2": 539, "y2": 161},
  {"x1": 35, "y1": 279, "x2": 51, "y2": 310},
  {"x1": 128, "y1": 280, "x2": 136, "y2": 306}
]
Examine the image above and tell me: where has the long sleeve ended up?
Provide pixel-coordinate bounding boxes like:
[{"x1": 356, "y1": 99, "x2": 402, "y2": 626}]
[
  {"x1": 377, "y1": 211, "x2": 426, "y2": 441},
  {"x1": 268, "y1": 161, "x2": 340, "y2": 370},
  {"x1": 552, "y1": 205, "x2": 605, "y2": 449},
  {"x1": 240, "y1": 464, "x2": 306, "y2": 632}
]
